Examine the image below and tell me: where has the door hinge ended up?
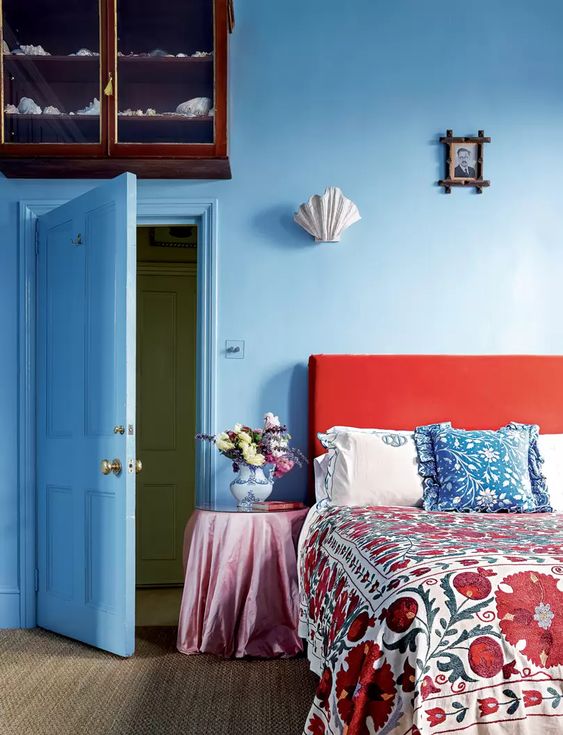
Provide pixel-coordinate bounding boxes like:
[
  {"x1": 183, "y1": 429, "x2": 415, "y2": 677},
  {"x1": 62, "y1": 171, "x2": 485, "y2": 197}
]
[
  {"x1": 34, "y1": 568, "x2": 39, "y2": 592},
  {"x1": 35, "y1": 221, "x2": 39, "y2": 256}
]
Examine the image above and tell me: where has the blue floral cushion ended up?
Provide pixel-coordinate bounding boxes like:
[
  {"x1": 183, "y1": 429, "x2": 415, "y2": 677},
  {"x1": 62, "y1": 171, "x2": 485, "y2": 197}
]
[{"x1": 414, "y1": 423, "x2": 552, "y2": 513}]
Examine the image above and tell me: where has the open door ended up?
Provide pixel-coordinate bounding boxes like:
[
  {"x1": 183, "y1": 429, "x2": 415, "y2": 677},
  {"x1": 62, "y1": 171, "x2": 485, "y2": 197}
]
[{"x1": 36, "y1": 173, "x2": 137, "y2": 657}]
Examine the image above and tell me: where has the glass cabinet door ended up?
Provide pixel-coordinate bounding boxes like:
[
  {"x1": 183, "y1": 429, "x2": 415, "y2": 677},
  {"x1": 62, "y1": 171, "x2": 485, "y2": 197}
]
[
  {"x1": 116, "y1": 0, "x2": 214, "y2": 145},
  {"x1": 1, "y1": 0, "x2": 102, "y2": 145}
]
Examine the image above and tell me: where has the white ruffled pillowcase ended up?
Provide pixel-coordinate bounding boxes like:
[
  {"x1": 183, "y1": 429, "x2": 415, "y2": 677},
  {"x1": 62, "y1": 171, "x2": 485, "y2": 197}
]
[
  {"x1": 315, "y1": 425, "x2": 450, "y2": 507},
  {"x1": 538, "y1": 434, "x2": 563, "y2": 512}
]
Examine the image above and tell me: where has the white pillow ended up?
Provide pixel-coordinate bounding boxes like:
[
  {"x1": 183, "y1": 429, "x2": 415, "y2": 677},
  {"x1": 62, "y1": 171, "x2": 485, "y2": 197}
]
[
  {"x1": 313, "y1": 454, "x2": 330, "y2": 502},
  {"x1": 317, "y1": 427, "x2": 426, "y2": 507},
  {"x1": 538, "y1": 434, "x2": 563, "y2": 512}
]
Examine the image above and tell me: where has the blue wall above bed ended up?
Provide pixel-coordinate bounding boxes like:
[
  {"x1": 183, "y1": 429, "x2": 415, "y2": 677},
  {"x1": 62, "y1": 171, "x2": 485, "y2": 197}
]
[{"x1": 2, "y1": 0, "x2": 563, "y2": 625}]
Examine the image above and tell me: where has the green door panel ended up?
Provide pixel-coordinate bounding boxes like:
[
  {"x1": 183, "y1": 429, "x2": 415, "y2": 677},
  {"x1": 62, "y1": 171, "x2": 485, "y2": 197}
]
[{"x1": 136, "y1": 269, "x2": 196, "y2": 586}]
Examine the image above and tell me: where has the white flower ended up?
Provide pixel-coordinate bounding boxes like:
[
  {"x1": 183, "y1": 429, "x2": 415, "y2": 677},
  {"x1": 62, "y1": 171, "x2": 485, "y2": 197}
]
[
  {"x1": 477, "y1": 488, "x2": 498, "y2": 508},
  {"x1": 534, "y1": 602, "x2": 554, "y2": 630},
  {"x1": 480, "y1": 446, "x2": 499, "y2": 462},
  {"x1": 233, "y1": 423, "x2": 243, "y2": 433},
  {"x1": 237, "y1": 431, "x2": 252, "y2": 445},
  {"x1": 216, "y1": 432, "x2": 234, "y2": 452},
  {"x1": 242, "y1": 443, "x2": 265, "y2": 466},
  {"x1": 264, "y1": 412, "x2": 281, "y2": 429}
]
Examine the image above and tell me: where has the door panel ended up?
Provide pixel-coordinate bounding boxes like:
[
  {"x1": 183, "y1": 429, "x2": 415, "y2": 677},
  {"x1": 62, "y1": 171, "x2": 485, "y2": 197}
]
[
  {"x1": 37, "y1": 173, "x2": 137, "y2": 657},
  {"x1": 136, "y1": 270, "x2": 196, "y2": 585}
]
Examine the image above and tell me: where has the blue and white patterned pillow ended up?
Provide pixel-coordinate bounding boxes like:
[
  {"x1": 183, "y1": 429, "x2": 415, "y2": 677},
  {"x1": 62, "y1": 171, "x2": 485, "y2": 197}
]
[{"x1": 415, "y1": 423, "x2": 552, "y2": 513}]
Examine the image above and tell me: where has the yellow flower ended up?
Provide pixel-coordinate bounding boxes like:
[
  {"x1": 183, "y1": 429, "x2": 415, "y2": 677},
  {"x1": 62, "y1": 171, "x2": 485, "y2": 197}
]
[
  {"x1": 242, "y1": 444, "x2": 265, "y2": 466},
  {"x1": 237, "y1": 431, "x2": 252, "y2": 445},
  {"x1": 216, "y1": 432, "x2": 234, "y2": 452}
]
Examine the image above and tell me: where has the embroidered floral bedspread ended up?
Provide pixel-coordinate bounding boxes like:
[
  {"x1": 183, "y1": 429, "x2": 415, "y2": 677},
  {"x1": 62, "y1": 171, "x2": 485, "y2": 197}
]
[{"x1": 299, "y1": 506, "x2": 563, "y2": 735}]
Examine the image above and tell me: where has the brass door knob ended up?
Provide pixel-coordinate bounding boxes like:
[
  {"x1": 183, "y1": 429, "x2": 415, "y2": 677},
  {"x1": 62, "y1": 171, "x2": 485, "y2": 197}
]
[
  {"x1": 128, "y1": 459, "x2": 143, "y2": 474},
  {"x1": 100, "y1": 458, "x2": 122, "y2": 476}
]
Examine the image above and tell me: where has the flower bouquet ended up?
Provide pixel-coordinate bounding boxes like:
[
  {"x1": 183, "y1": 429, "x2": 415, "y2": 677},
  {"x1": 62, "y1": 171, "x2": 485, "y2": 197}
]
[{"x1": 197, "y1": 413, "x2": 306, "y2": 506}]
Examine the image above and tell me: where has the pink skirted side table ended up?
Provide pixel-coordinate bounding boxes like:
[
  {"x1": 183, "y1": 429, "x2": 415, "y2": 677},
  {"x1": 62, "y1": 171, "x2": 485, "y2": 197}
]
[{"x1": 177, "y1": 504, "x2": 309, "y2": 659}]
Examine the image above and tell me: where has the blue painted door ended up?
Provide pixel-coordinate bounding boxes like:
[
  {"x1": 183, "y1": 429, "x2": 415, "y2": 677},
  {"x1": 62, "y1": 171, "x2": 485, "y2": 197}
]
[{"x1": 36, "y1": 174, "x2": 137, "y2": 657}]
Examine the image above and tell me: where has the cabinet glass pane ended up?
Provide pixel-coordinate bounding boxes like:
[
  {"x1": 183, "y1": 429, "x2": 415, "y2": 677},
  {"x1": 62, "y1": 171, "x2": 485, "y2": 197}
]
[
  {"x1": 2, "y1": 0, "x2": 101, "y2": 144},
  {"x1": 116, "y1": 0, "x2": 214, "y2": 144}
]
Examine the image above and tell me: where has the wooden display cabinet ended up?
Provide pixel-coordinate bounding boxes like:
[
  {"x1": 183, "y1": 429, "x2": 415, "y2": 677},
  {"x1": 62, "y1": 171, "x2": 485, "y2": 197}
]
[{"x1": 0, "y1": 0, "x2": 230, "y2": 178}]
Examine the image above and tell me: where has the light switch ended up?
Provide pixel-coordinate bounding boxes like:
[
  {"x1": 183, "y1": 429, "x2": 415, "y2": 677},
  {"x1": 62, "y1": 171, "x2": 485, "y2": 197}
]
[{"x1": 225, "y1": 340, "x2": 245, "y2": 359}]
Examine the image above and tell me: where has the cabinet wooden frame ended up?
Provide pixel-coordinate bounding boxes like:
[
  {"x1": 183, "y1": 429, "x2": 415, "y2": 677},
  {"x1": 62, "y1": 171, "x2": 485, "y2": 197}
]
[{"x1": 0, "y1": 0, "x2": 230, "y2": 178}]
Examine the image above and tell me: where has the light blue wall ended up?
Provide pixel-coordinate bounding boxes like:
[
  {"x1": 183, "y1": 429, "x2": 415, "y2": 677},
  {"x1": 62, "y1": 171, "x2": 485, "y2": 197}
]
[{"x1": 2, "y1": 0, "x2": 563, "y2": 625}]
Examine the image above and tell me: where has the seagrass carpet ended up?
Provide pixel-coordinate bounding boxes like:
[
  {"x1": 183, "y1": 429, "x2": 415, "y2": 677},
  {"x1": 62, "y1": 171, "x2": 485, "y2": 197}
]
[{"x1": 0, "y1": 627, "x2": 317, "y2": 735}]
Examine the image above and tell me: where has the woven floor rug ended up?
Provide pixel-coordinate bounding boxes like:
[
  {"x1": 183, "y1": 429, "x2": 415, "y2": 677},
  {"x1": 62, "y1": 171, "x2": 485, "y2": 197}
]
[{"x1": 0, "y1": 627, "x2": 317, "y2": 735}]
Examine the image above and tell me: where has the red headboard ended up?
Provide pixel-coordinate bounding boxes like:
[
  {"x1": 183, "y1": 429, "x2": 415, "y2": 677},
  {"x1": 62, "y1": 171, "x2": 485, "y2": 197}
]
[{"x1": 309, "y1": 354, "x2": 563, "y2": 466}]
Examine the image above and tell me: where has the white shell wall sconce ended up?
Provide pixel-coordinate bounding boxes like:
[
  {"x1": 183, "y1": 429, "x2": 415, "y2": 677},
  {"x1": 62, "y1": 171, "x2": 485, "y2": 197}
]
[{"x1": 293, "y1": 186, "x2": 361, "y2": 243}]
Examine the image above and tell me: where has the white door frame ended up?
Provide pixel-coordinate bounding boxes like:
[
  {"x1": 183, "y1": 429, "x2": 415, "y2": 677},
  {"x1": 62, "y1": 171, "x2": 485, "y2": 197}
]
[{"x1": 17, "y1": 195, "x2": 218, "y2": 628}]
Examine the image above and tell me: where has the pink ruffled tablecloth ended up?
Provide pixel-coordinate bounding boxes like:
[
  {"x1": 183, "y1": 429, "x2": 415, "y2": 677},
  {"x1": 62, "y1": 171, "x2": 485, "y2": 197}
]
[{"x1": 177, "y1": 507, "x2": 309, "y2": 658}]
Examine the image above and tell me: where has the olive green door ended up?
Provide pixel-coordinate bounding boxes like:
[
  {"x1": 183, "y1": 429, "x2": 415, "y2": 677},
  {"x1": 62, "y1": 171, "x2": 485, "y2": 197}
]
[{"x1": 136, "y1": 264, "x2": 197, "y2": 586}]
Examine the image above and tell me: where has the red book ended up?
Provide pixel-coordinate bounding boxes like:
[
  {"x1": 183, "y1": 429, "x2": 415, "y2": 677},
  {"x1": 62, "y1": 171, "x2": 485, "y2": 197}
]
[{"x1": 251, "y1": 500, "x2": 306, "y2": 512}]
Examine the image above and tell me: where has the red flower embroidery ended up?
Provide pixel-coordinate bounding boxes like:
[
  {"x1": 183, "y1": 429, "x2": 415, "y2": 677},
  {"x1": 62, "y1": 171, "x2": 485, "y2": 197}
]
[
  {"x1": 335, "y1": 577, "x2": 346, "y2": 599},
  {"x1": 420, "y1": 675, "x2": 441, "y2": 700},
  {"x1": 523, "y1": 690, "x2": 543, "y2": 708},
  {"x1": 348, "y1": 592, "x2": 360, "y2": 617},
  {"x1": 335, "y1": 642, "x2": 396, "y2": 733},
  {"x1": 389, "y1": 559, "x2": 410, "y2": 572},
  {"x1": 398, "y1": 659, "x2": 416, "y2": 693},
  {"x1": 307, "y1": 714, "x2": 326, "y2": 735},
  {"x1": 468, "y1": 636, "x2": 504, "y2": 678},
  {"x1": 453, "y1": 571, "x2": 492, "y2": 600},
  {"x1": 478, "y1": 697, "x2": 499, "y2": 717},
  {"x1": 502, "y1": 659, "x2": 519, "y2": 679},
  {"x1": 496, "y1": 571, "x2": 563, "y2": 668},
  {"x1": 385, "y1": 597, "x2": 418, "y2": 633},
  {"x1": 316, "y1": 667, "x2": 332, "y2": 714},
  {"x1": 329, "y1": 591, "x2": 349, "y2": 646},
  {"x1": 426, "y1": 707, "x2": 446, "y2": 727},
  {"x1": 347, "y1": 611, "x2": 375, "y2": 642}
]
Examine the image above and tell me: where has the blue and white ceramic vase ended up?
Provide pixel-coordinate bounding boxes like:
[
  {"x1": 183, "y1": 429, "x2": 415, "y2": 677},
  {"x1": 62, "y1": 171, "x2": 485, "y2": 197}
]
[{"x1": 230, "y1": 464, "x2": 273, "y2": 508}]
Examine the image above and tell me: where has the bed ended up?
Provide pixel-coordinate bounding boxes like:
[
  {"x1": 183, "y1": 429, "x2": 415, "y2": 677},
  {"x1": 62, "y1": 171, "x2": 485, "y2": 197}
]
[{"x1": 299, "y1": 355, "x2": 563, "y2": 735}]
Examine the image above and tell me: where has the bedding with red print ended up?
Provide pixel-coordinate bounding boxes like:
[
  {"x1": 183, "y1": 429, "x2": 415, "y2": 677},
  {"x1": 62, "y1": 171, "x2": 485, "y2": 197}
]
[{"x1": 299, "y1": 506, "x2": 563, "y2": 734}]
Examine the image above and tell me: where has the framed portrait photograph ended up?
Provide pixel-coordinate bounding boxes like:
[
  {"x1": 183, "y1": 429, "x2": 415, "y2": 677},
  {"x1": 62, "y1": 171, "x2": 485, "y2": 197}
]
[
  {"x1": 438, "y1": 130, "x2": 491, "y2": 193},
  {"x1": 451, "y1": 142, "x2": 479, "y2": 180}
]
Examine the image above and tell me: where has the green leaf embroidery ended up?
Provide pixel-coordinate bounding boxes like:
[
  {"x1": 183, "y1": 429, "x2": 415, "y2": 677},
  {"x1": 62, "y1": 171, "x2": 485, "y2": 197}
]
[
  {"x1": 384, "y1": 627, "x2": 423, "y2": 654},
  {"x1": 436, "y1": 653, "x2": 476, "y2": 684},
  {"x1": 507, "y1": 700, "x2": 519, "y2": 715}
]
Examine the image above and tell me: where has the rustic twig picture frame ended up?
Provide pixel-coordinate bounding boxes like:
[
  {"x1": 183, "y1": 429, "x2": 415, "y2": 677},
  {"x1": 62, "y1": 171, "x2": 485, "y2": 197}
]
[{"x1": 439, "y1": 130, "x2": 491, "y2": 193}]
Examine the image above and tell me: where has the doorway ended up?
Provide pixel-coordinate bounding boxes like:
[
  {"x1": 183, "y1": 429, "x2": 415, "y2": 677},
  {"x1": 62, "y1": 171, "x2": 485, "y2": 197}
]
[
  {"x1": 135, "y1": 225, "x2": 197, "y2": 626},
  {"x1": 18, "y1": 191, "x2": 218, "y2": 641}
]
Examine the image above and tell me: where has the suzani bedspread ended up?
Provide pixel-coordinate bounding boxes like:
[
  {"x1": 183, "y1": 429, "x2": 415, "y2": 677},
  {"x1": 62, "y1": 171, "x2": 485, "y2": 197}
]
[{"x1": 299, "y1": 506, "x2": 563, "y2": 735}]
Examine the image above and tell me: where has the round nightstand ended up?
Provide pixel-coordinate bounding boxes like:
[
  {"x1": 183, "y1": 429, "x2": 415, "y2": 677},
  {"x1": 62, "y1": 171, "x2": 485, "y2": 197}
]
[{"x1": 177, "y1": 503, "x2": 309, "y2": 658}]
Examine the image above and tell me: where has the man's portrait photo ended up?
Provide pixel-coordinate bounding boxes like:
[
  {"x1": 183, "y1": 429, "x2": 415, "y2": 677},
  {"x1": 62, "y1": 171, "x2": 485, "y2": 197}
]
[{"x1": 452, "y1": 143, "x2": 478, "y2": 179}]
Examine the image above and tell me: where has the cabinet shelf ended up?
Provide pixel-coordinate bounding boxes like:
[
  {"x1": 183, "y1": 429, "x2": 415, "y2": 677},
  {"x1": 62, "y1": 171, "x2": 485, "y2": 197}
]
[
  {"x1": 118, "y1": 114, "x2": 213, "y2": 122},
  {"x1": 6, "y1": 113, "x2": 98, "y2": 121},
  {"x1": 6, "y1": 113, "x2": 213, "y2": 122},
  {"x1": 5, "y1": 54, "x2": 212, "y2": 64}
]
